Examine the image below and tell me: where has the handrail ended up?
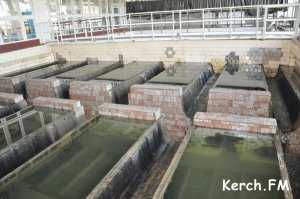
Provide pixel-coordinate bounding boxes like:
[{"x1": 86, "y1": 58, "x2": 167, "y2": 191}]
[{"x1": 48, "y1": 3, "x2": 300, "y2": 43}]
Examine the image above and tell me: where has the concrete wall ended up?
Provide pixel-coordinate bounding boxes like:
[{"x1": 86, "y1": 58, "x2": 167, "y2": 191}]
[
  {"x1": 50, "y1": 39, "x2": 293, "y2": 76},
  {"x1": 0, "y1": 45, "x2": 54, "y2": 76},
  {"x1": 0, "y1": 39, "x2": 299, "y2": 78}
]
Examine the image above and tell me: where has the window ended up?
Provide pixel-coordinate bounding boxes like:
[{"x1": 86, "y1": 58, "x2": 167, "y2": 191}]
[
  {"x1": 48, "y1": 0, "x2": 58, "y2": 21},
  {"x1": 24, "y1": 19, "x2": 36, "y2": 39},
  {"x1": 60, "y1": 0, "x2": 82, "y2": 16},
  {"x1": 82, "y1": 0, "x2": 89, "y2": 15},
  {"x1": 113, "y1": 7, "x2": 119, "y2": 14},
  {"x1": 0, "y1": 20, "x2": 24, "y2": 43},
  {"x1": 101, "y1": 0, "x2": 106, "y2": 15},
  {"x1": 89, "y1": 0, "x2": 100, "y2": 15},
  {"x1": 0, "y1": 0, "x2": 18, "y2": 17},
  {"x1": 19, "y1": 0, "x2": 32, "y2": 15},
  {"x1": 0, "y1": 0, "x2": 36, "y2": 44}
]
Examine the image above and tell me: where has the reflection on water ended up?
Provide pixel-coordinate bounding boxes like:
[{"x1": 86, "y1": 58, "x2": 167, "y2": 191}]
[{"x1": 165, "y1": 132, "x2": 284, "y2": 199}]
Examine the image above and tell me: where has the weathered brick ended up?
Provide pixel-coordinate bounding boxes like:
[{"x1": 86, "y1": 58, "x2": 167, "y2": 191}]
[
  {"x1": 287, "y1": 128, "x2": 300, "y2": 155},
  {"x1": 193, "y1": 112, "x2": 277, "y2": 134},
  {"x1": 129, "y1": 84, "x2": 191, "y2": 140},
  {"x1": 98, "y1": 103, "x2": 161, "y2": 121},
  {"x1": 32, "y1": 96, "x2": 85, "y2": 119},
  {"x1": 207, "y1": 88, "x2": 271, "y2": 117},
  {"x1": 0, "y1": 92, "x2": 26, "y2": 104},
  {"x1": 25, "y1": 79, "x2": 66, "y2": 101}
]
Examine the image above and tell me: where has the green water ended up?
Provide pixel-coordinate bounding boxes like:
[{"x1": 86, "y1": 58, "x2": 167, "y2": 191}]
[
  {"x1": 1, "y1": 119, "x2": 150, "y2": 199},
  {"x1": 165, "y1": 131, "x2": 284, "y2": 199}
]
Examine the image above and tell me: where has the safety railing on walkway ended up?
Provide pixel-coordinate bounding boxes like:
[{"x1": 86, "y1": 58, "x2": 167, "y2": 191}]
[{"x1": 50, "y1": 3, "x2": 300, "y2": 43}]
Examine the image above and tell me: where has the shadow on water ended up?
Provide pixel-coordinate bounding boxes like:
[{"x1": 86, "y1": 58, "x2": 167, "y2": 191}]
[
  {"x1": 204, "y1": 133, "x2": 243, "y2": 152},
  {"x1": 253, "y1": 146, "x2": 277, "y2": 160}
]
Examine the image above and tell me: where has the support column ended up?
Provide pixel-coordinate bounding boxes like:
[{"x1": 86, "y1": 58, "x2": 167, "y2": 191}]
[
  {"x1": 17, "y1": 112, "x2": 26, "y2": 137},
  {"x1": 1, "y1": 118, "x2": 12, "y2": 146},
  {"x1": 31, "y1": 0, "x2": 51, "y2": 42},
  {"x1": 39, "y1": 112, "x2": 46, "y2": 128}
]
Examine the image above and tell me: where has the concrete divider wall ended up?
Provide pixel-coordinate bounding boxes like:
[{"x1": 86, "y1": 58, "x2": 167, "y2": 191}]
[
  {"x1": 193, "y1": 112, "x2": 277, "y2": 134},
  {"x1": 207, "y1": 88, "x2": 272, "y2": 117}
]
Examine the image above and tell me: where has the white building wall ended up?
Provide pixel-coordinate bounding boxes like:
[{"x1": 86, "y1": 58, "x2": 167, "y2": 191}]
[
  {"x1": 31, "y1": 0, "x2": 51, "y2": 43},
  {"x1": 0, "y1": 39, "x2": 298, "y2": 77},
  {"x1": 0, "y1": 45, "x2": 54, "y2": 75},
  {"x1": 50, "y1": 39, "x2": 293, "y2": 77}
]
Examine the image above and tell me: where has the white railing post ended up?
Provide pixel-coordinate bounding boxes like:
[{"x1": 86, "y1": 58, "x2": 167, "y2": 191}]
[
  {"x1": 151, "y1": 12, "x2": 154, "y2": 39},
  {"x1": 294, "y1": 4, "x2": 300, "y2": 35},
  {"x1": 58, "y1": 20, "x2": 64, "y2": 43},
  {"x1": 39, "y1": 112, "x2": 45, "y2": 128},
  {"x1": 230, "y1": 8, "x2": 233, "y2": 39},
  {"x1": 129, "y1": 14, "x2": 133, "y2": 39},
  {"x1": 263, "y1": 7, "x2": 268, "y2": 39},
  {"x1": 179, "y1": 10, "x2": 182, "y2": 38},
  {"x1": 256, "y1": 6, "x2": 260, "y2": 39},
  {"x1": 17, "y1": 112, "x2": 26, "y2": 137},
  {"x1": 55, "y1": 24, "x2": 60, "y2": 43},
  {"x1": 84, "y1": 20, "x2": 88, "y2": 38},
  {"x1": 202, "y1": 9, "x2": 205, "y2": 39},
  {"x1": 72, "y1": 19, "x2": 77, "y2": 42},
  {"x1": 172, "y1": 11, "x2": 175, "y2": 38},
  {"x1": 1, "y1": 118, "x2": 12, "y2": 146},
  {"x1": 105, "y1": 16, "x2": 110, "y2": 40},
  {"x1": 111, "y1": 16, "x2": 115, "y2": 40},
  {"x1": 89, "y1": 19, "x2": 94, "y2": 41}
]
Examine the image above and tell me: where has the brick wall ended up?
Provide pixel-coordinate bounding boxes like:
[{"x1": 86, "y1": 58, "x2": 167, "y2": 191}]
[
  {"x1": 26, "y1": 79, "x2": 66, "y2": 101},
  {"x1": 32, "y1": 96, "x2": 85, "y2": 119},
  {"x1": 194, "y1": 112, "x2": 277, "y2": 134},
  {"x1": 0, "y1": 78, "x2": 20, "y2": 93},
  {"x1": 287, "y1": 128, "x2": 300, "y2": 155},
  {"x1": 69, "y1": 80, "x2": 116, "y2": 117},
  {"x1": 128, "y1": 84, "x2": 190, "y2": 140},
  {"x1": 98, "y1": 103, "x2": 161, "y2": 121},
  {"x1": 207, "y1": 88, "x2": 271, "y2": 117},
  {"x1": 0, "y1": 92, "x2": 26, "y2": 105}
]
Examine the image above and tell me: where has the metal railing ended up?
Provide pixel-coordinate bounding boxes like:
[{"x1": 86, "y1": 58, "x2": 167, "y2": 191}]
[{"x1": 49, "y1": 3, "x2": 300, "y2": 43}]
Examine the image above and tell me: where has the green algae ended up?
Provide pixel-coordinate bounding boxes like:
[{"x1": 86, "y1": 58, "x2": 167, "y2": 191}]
[
  {"x1": 164, "y1": 131, "x2": 284, "y2": 199},
  {"x1": 1, "y1": 118, "x2": 150, "y2": 199}
]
